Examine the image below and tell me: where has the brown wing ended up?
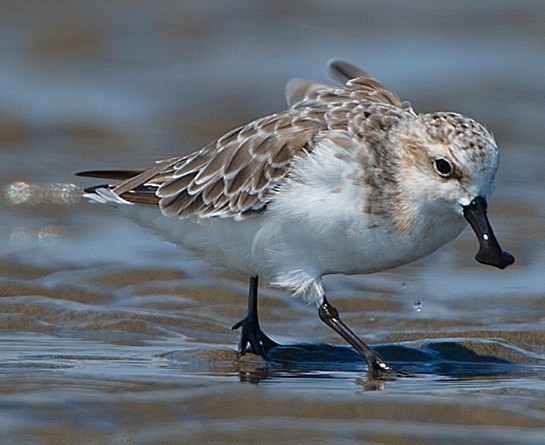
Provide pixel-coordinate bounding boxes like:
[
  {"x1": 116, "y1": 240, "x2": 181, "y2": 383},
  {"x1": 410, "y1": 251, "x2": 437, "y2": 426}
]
[
  {"x1": 77, "y1": 111, "x2": 327, "y2": 218},
  {"x1": 79, "y1": 60, "x2": 409, "y2": 219},
  {"x1": 154, "y1": 111, "x2": 326, "y2": 219}
]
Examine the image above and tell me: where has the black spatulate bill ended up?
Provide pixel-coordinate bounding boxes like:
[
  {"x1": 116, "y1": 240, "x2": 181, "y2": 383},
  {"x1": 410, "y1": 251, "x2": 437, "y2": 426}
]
[{"x1": 462, "y1": 196, "x2": 514, "y2": 269}]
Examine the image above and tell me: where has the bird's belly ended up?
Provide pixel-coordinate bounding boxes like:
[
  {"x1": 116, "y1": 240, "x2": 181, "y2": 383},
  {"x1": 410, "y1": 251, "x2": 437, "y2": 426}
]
[
  {"x1": 120, "y1": 205, "x2": 261, "y2": 273},
  {"x1": 330, "y1": 219, "x2": 465, "y2": 274},
  {"x1": 255, "y1": 212, "x2": 467, "y2": 279},
  {"x1": 318, "y1": 227, "x2": 460, "y2": 275}
]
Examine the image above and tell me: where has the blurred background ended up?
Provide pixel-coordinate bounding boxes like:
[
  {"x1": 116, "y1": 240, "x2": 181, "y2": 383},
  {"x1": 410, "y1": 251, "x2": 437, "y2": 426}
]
[{"x1": 1, "y1": 1, "x2": 544, "y2": 444}]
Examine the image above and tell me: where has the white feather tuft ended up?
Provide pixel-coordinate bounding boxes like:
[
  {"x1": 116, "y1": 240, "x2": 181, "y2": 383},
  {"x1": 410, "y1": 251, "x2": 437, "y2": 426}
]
[{"x1": 83, "y1": 187, "x2": 133, "y2": 205}]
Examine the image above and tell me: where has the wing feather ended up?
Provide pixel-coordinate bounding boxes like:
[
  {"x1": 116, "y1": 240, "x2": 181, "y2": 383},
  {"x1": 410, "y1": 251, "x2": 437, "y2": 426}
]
[{"x1": 201, "y1": 177, "x2": 225, "y2": 205}]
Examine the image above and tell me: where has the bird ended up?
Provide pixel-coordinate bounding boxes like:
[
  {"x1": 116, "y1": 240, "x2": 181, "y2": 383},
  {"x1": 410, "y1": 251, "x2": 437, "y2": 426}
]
[{"x1": 77, "y1": 60, "x2": 514, "y2": 379}]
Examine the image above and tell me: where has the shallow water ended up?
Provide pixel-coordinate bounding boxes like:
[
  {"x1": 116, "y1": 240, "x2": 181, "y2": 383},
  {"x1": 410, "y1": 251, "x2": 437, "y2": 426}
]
[{"x1": 2, "y1": 1, "x2": 545, "y2": 444}]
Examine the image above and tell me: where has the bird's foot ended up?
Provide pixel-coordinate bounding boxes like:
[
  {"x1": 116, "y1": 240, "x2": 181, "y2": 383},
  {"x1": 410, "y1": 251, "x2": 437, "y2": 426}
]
[
  {"x1": 232, "y1": 317, "x2": 279, "y2": 359},
  {"x1": 366, "y1": 353, "x2": 408, "y2": 379}
]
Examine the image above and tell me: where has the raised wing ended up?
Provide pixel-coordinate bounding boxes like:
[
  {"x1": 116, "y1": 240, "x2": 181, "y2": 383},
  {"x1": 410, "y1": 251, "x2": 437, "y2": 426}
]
[
  {"x1": 328, "y1": 60, "x2": 409, "y2": 109},
  {"x1": 284, "y1": 60, "x2": 410, "y2": 110}
]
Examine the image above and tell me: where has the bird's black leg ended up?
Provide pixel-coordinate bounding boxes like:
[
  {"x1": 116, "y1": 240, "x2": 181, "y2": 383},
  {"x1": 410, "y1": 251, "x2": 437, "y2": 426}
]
[
  {"x1": 318, "y1": 296, "x2": 398, "y2": 379},
  {"x1": 232, "y1": 276, "x2": 278, "y2": 359}
]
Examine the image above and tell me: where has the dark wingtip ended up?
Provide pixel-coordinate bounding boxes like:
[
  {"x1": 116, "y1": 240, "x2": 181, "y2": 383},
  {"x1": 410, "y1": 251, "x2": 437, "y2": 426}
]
[
  {"x1": 328, "y1": 59, "x2": 369, "y2": 84},
  {"x1": 76, "y1": 170, "x2": 144, "y2": 180}
]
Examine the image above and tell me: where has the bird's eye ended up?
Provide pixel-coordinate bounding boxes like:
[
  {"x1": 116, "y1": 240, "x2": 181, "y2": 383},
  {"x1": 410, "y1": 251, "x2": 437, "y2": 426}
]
[{"x1": 433, "y1": 158, "x2": 454, "y2": 177}]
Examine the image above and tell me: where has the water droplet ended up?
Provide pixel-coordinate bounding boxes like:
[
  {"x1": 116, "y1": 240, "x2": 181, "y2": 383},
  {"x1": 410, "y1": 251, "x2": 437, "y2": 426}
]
[{"x1": 413, "y1": 300, "x2": 422, "y2": 312}]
